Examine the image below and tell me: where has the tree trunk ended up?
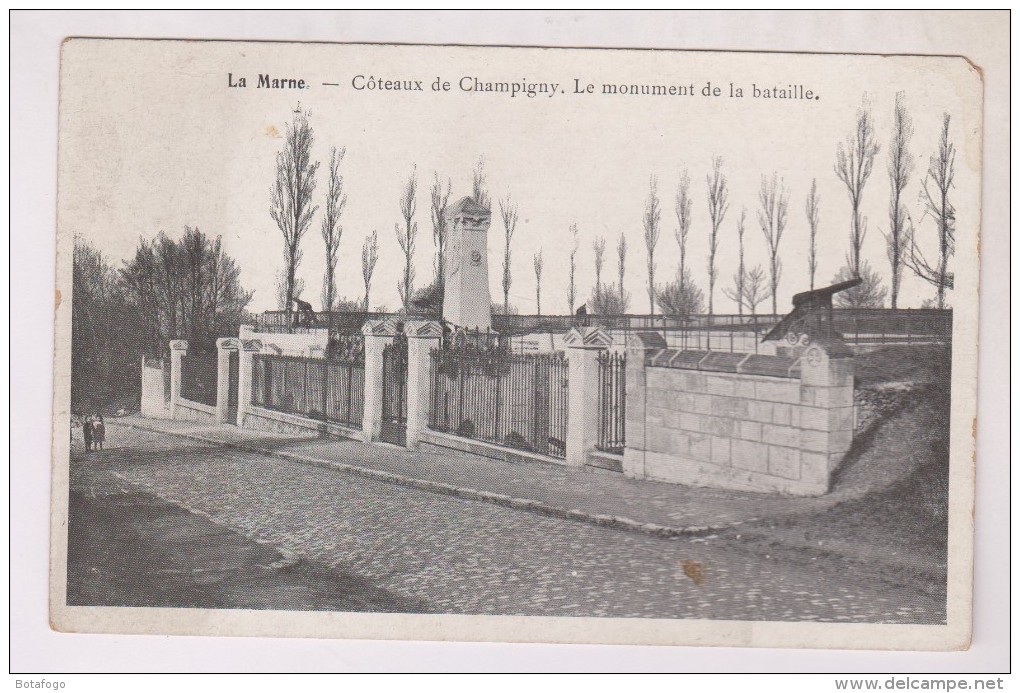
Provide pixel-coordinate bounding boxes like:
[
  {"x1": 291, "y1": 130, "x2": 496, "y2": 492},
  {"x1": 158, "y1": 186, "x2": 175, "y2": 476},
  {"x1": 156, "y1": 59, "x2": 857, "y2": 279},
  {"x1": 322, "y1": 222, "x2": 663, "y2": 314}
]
[{"x1": 286, "y1": 257, "x2": 297, "y2": 327}]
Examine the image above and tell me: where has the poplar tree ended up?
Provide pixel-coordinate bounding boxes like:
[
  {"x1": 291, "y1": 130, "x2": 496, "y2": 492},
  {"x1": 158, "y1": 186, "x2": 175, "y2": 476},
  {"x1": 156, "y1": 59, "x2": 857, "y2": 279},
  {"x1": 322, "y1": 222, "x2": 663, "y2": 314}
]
[{"x1": 269, "y1": 108, "x2": 319, "y2": 326}]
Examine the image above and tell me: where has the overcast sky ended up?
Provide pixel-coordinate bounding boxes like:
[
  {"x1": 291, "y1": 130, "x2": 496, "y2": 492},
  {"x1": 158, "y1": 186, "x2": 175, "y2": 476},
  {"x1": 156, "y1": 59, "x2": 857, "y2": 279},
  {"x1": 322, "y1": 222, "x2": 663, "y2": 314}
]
[{"x1": 59, "y1": 40, "x2": 982, "y2": 315}]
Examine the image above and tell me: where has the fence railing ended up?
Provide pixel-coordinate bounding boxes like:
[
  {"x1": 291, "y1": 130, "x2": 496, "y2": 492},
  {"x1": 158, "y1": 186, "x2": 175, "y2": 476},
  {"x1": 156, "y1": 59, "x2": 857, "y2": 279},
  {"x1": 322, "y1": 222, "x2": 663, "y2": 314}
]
[
  {"x1": 255, "y1": 310, "x2": 431, "y2": 334},
  {"x1": 829, "y1": 309, "x2": 953, "y2": 345},
  {"x1": 253, "y1": 308, "x2": 952, "y2": 349},
  {"x1": 251, "y1": 354, "x2": 365, "y2": 428},
  {"x1": 596, "y1": 351, "x2": 626, "y2": 455},
  {"x1": 493, "y1": 309, "x2": 951, "y2": 336},
  {"x1": 180, "y1": 352, "x2": 218, "y2": 407},
  {"x1": 429, "y1": 347, "x2": 570, "y2": 459}
]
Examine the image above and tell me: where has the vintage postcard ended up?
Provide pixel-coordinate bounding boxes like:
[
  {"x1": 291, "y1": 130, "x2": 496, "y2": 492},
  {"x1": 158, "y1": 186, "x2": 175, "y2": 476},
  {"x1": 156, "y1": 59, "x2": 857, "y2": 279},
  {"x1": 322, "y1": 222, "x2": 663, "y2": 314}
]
[{"x1": 51, "y1": 39, "x2": 981, "y2": 649}]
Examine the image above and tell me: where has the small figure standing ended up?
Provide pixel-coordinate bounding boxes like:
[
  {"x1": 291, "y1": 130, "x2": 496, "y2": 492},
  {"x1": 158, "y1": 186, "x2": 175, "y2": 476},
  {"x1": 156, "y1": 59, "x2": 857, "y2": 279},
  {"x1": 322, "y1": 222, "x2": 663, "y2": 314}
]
[
  {"x1": 93, "y1": 415, "x2": 106, "y2": 451},
  {"x1": 82, "y1": 415, "x2": 93, "y2": 452}
]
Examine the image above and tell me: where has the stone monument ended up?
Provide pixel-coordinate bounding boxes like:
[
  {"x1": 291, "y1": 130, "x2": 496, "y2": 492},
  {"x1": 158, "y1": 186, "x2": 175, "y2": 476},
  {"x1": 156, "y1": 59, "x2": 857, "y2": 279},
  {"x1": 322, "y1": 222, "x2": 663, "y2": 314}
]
[{"x1": 442, "y1": 196, "x2": 492, "y2": 331}]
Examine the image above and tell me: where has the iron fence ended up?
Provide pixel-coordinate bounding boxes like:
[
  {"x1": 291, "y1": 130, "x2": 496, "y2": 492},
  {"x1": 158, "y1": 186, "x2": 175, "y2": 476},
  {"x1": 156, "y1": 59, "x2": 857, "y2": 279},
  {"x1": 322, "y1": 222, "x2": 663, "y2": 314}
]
[
  {"x1": 495, "y1": 310, "x2": 952, "y2": 353},
  {"x1": 596, "y1": 351, "x2": 626, "y2": 455},
  {"x1": 180, "y1": 352, "x2": 218, "y2": 407},
  {"x1": 380, "y1": 337, "x2": 408, "y2": 447},
  {"x1": 491, "y1": 309, "x2": 951, "y2": 335},
  {"x1": 255, "y1": 310, "x2": 432, "y2": 335},
  {"x1": 429, "y1": 346, "x2": 569, "y2": 458},
  {"x1": 830, "y1": 309, "x2": 952, "y2": 345},
  {"x1": 253, "y1": 308, "x2": 952, "y2": 355},
  {"x1": 251, "y1": 353, "x2": 365, "y2": 428}
]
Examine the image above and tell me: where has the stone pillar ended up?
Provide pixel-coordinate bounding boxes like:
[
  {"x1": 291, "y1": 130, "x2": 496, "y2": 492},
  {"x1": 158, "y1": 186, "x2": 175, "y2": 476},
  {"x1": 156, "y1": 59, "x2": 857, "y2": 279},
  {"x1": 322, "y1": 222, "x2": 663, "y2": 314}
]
[
  {"x1": 563, "y1": 326, "x2": 613, "y2": 466},
  {"x1": 169, "y1": 340, "x2": 188, "y2": 420},
  {"x1": 215, "y1": 337, "x2": 240, "y2": 423},
  {"x1": 404, "y1": 320, "x2": 443, "y2": 448},
  {"x1": 622, "y1": 331, "x2": 668, "y2": 479},
  {"x1": 361, "y1": 318, "x2": 399, "y2": 443},
  {"x1": 236, "y1": 338, "x2": 263, "y2": 426},
  {"x1": 796, "y1": 336, "x2": 856, "y2": 493}
]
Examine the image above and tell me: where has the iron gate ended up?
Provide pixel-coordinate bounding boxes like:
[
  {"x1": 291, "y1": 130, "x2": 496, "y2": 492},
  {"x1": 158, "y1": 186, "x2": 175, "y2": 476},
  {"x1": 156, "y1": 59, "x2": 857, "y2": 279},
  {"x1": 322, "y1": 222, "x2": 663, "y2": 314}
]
[
  {"x1": 596, "y1": 351, "x2": 626, "y2": 454},
  {"x1": 180, "y1": 351, "x2": 218, "y2": 407},
  {"x1": 428, "y1": 347, "x2": 570, "y2": 459},
  {"x1": 380, "y1": 337, "x2": 408, "y2": 446},
  {"x1": 226, "y1": 350, "x2": 239, "y2": 423}
]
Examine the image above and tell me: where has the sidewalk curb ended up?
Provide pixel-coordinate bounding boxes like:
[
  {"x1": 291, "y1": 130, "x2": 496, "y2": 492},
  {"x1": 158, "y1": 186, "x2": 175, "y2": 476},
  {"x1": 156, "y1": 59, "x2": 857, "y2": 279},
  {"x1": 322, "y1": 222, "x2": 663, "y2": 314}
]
[{"x1": 118, "y1": 421, "x2": 736, "y2": 539}]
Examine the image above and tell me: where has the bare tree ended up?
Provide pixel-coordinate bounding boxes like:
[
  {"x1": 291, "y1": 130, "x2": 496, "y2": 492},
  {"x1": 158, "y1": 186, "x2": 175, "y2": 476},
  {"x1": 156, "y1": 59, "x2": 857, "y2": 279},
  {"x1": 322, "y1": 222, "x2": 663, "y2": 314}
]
[
  {"x1": 320, "y1": 146, "x2": 348, "y2": 347},
  {"x1": 806, "y1": 178, "x2": 820, "y2": 290},
  {"x1": 705, "y1": 157, "x2": 729, "y2": 313},
  {"x1": 121, "y1": 228, "x2": 253, "y2": 353},
  {"x1": 674, "y1": 169, "x2": 693, "y2": 286},
  {"x1": 722, "y1": 207, "x2": 748, "y2": 314},
  {"x1": 906, "y1": 113, "x2": 955, "y2": 309},
  {"x1": 758, "y1": 173, "x2": 789, "y2": 316},
  {"x1": 73, "y1": 238, "x2": 134, "y2": 410},
  {"x1": 276, "y1": 273, "x2": 305, "y2": 312},
  {"x1": 83, "y1": 231, "x2": 251, "y2": 411},
  {"x1": 835, "y1": 97, "x2": 880, "y2": 275},
  {"x1": 430, "y1": 172, "x2": 452, "y2": 282},
  {"x1": 533, "y1": 249, "x2": 544, "y2": 314},
  {"x1": 592, "y1": 236, "x2": 607, "y2": 294},
  {"x1": 499, "y1": 194, "x2": 519, "y2": 314},
  {"x1": 616, "y1": 232, "x2": 627, "y2": 305},
  {"x1": 269, "y1": 109, "x2": 320, "y2": 326},
  {"x1": 589, "y1": 283, "x2": 628, "y2": 315},
  {"x1": 491, "y1": 301, "x2": 518, "y2": 316},
  {"x1": 886, "y1": 92, "x2": 914, "y2": 308},
  {"x1": 643, "y1": 176, "x2": 661, "y2": 314},
  {"x1": 567, "y1": 223, "x2": 580, "y2": 313},
  {"x1": 472, "y1": 156, "x2": 490, "y2": 210},
  {"x1": 833, "y1": 261, "x2": 887, "y2": 308},
  {"x1": 361, "y1": 230, "x2": 379, "y2": 311},
  {"x1": 395, "y1": 166, "x2": 418, "y2": 311},
  {"x1": 742, "y1": 265, "x2": 769, "y2": 315}
]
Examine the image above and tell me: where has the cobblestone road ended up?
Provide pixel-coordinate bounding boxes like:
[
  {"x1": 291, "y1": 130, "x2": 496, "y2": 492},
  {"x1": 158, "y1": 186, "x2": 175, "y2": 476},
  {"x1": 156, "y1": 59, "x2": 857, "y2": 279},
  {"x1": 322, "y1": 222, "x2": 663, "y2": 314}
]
[{"x1": 70, "y1": 427, "x2": 944, "y2": 623}]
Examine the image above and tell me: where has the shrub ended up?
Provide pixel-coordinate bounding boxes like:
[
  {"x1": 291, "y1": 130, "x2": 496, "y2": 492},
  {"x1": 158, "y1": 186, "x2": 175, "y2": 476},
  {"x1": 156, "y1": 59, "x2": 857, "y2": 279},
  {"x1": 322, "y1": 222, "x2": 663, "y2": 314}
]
[{"x1": 656, "y1": 277, "x2": 705, "y2": 316}]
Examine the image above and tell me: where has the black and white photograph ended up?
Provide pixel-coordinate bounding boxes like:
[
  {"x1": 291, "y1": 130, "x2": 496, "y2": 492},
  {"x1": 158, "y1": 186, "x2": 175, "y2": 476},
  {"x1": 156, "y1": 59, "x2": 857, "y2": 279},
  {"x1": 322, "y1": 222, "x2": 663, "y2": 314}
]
[{"x1": 45, "y1": 33, "x2": 985, "y2": 652}]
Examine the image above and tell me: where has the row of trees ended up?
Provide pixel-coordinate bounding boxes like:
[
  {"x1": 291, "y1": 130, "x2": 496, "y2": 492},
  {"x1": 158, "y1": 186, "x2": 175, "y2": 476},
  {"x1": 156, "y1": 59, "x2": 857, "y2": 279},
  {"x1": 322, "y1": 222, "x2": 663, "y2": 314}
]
[
  {"x1": 830, "y1": 94, "x2": 954, "y2": 310},
  {"x1": 271, "y1": 110, "x2": 375, "y2": 322},
  {"x1": 607, "y1": 94, "x2": 957, "y2": 317},
  {"x1": 72, "y1": 228, "x2": 252, "y2": 412},
  {"x1": 270, "y1": 93, "x2": 956, "y2": 322},
  {"x1": 270, "y1": 110, "x2": 522, "y2": 321}
]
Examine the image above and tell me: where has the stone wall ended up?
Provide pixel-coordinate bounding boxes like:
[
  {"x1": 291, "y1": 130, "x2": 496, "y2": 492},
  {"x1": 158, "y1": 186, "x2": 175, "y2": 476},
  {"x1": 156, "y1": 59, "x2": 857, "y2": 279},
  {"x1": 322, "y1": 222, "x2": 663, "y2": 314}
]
[
  {"x1": 175, "y1": 398, "x2": 217, "y2": 422},
  {"x1": 243, "y1": 405, "x2": 360, "y2": 439},
  {"x1": 623, "y1": 336, "x2": 855, "y2": 496}
]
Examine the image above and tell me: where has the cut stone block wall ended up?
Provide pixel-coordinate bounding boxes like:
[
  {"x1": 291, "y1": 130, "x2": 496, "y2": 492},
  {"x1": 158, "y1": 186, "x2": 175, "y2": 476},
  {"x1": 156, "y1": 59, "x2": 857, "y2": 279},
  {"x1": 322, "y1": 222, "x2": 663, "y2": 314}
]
[{"x1": 623, "y1": 337, "x2": 854, "y2": 496}]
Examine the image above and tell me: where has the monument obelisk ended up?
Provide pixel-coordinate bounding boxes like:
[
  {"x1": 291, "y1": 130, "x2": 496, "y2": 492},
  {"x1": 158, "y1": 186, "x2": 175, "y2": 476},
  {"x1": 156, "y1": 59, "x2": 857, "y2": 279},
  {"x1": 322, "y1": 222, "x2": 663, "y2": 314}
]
[{"x1": 442, "y1": 196, "x2": 492, "y2": 331}]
